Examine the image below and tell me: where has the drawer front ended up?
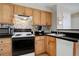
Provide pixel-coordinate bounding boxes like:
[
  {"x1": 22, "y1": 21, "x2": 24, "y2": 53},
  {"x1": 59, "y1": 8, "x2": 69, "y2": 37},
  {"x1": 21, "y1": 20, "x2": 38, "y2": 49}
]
[
  {"x1": 40, "y1": 36, "x2": 45, "y2": 40},
  {"x1": 0, "y1": 52, "x2": 12, "y2": 56},
  {"x1": 0, "y1": 38, "x2": 11, "y2": 44},
  {"x1": 35, "y1": 36, "x2": 45, "y2": 41},
  {"x1": 50, "y1": 37, "x2": 56, "y2": 42},
  {"x1": 0, "y1": 43, "x2": 12, "y2": 56}
]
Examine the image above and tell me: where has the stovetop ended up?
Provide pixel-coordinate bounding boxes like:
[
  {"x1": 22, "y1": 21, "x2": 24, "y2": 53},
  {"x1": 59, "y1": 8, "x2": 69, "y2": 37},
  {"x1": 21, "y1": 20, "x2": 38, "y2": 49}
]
[{"x1": 12, "y1": 32, "x2": 35, "y2": 38}]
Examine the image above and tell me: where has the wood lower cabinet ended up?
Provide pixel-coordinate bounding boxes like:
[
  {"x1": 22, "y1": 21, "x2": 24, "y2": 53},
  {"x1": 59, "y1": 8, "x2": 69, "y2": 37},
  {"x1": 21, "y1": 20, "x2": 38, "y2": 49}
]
[
  {"x1": 0, "y1": 38, "x2": 12, "y2": 56},
  {"x1": 74, "y1": 42, "x2": 79, "y2": 56},
  {"x1": 35, "y1": 36, "x2": 56, "y2": 56},
  {"x1": 35, "y1": 36, "x2": 45, "y2": 55},
  {"x1": 46, "y1": 36, "x2": 56, "y2": 56},
  {"x1": 0, "y1": 4, "x2": 14, "y2": 24}
]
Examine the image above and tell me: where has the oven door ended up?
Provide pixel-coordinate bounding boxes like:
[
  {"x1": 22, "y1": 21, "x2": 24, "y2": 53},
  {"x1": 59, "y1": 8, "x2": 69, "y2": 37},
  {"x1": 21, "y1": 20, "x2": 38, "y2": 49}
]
[{"x1": 12, "y1": 37, "x2": 34, "y2": 56}]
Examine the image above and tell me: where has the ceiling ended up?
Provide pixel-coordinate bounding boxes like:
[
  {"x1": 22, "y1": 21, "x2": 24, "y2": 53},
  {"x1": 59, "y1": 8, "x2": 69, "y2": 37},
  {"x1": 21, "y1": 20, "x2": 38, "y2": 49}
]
[{"x1": 14, "y1": 3, "x2": 79, "y2": 14}]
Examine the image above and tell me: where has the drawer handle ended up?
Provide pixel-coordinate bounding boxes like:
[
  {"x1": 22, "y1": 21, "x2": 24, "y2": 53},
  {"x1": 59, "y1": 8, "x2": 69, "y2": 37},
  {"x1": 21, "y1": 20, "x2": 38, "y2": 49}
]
[
  {"x1": 1, "y1": 41, "x2": 3, "y2": 43},
  {"x1": 0, "y1": 49, "x2": 3, "y2": 51}
]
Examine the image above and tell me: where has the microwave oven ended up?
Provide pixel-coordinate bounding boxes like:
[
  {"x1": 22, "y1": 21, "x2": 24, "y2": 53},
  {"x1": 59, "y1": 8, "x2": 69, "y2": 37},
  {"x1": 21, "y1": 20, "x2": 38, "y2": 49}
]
[{"x1": 0, "y1": 27, "x2": 13, "y2": 35}]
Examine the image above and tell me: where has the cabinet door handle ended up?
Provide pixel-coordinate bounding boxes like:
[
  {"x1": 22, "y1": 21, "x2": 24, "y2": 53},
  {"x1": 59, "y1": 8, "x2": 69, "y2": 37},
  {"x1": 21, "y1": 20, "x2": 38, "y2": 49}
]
[
  {"x1": 0, "y1": 49, "x2": 3, "y2": 51},
  {"x1": 1, "y1": 41, "x2": 3, "y2": 43}
]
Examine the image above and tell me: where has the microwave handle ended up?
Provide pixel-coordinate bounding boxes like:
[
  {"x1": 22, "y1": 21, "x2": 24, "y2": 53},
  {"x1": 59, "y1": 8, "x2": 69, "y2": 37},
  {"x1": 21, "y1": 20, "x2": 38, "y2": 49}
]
[{"x1": 9, "y1": 27, "x2": 11, "y2": 34}]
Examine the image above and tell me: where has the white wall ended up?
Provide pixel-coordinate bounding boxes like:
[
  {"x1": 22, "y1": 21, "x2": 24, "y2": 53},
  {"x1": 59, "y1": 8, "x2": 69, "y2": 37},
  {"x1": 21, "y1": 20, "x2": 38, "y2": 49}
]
[
  {"x1": 57, "y1": 5, "x2": 71, "y2": 29},
  {"x1": 71, "y1": 13, "x2": 79, "y2": 29},
  {"x1": 51, "y1": 5, "x2": 57, "y2": 31},
  {"x1": 51, "y1": 4, "x2": 71, "y2": 30},
  {"x1": 63, "y1": 11, "x2": 71, "y2": 29}
]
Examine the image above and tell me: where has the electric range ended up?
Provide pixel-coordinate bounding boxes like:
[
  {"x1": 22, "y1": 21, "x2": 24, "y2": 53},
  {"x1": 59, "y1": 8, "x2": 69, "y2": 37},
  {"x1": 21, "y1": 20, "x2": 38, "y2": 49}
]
[{"x1": 12, "y1": 30, "x2": 35, "y2": 56}]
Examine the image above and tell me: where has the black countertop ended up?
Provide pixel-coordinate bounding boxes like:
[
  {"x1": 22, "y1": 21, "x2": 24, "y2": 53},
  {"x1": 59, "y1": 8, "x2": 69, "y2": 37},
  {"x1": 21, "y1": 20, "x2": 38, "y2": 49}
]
[
  {"x1": 46, "y1": 34, "x2": 78, "y2": 42},
  {"x1": 56, "y1": 29, "x2": 79, "y2": 34},
  {"x1": 35, "y1": 32, "x2": 79, "y2": 42}
]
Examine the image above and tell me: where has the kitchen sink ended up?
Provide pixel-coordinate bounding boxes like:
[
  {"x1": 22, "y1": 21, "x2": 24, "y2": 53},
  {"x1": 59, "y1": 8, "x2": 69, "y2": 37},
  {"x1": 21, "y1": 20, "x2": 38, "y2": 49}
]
[{"x1": 47, "y1": 33, "x2": 65, "y2": 37}]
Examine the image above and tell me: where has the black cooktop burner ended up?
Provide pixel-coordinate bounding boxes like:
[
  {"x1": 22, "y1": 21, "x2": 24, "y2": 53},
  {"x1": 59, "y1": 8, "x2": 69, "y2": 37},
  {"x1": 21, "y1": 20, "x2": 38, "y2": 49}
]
[
  {"x1": 15, "y1": 34, "x2": 21, "y2": 36},
  {"x1": 26, "y1": 34, "x2": 32, "y2": 35}
]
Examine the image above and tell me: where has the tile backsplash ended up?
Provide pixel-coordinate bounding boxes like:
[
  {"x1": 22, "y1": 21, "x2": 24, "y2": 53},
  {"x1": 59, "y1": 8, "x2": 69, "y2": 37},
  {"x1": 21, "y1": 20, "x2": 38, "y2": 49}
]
[{"x1": 14, "y1": 15, "x2": 33, "y2": 29}]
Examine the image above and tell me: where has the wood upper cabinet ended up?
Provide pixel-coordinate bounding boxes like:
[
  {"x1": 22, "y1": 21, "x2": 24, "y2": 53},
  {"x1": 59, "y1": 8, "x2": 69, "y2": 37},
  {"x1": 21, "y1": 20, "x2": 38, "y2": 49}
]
[
  {"x1": 33, "y1": 9, "x2": 41, "y2": 25},
  {"x1": 0, "y1": 4, "x2": 13, "y2": 24},
  {"x1": 46, "y1": 36, "x2": 56, "y2": 56},
  {"x1": 46, "y1": 12, "x2": 52, "y2": 26},
  {"x1": 35, "y1": 36, "x2": 45, "y2": 55},
  {"x1": 0, "y1": 4, "x2": 3, "y2": 24},
  {"x1": 24, "y1": 7, "x2": 33, "y2": 16},
  {"x1": 14, "y1": 5, "x2": 25, "y2": 15},
  {"x1": 40, "y1": 11, "x2": 47, "y2": 25}
]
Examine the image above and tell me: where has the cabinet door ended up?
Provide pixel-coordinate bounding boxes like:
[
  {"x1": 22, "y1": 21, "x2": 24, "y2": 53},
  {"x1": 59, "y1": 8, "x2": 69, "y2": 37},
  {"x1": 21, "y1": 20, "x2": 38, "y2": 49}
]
[
  {"x1": 46, "y1": 12, "x2": 52, "y2": 26},
  {"x1": 45, "y1": 36, "x2": 49, "y2": 53},
  {"x1": 40, "y1": 11, "x2": 47, "y2": 25},
  {"x1": 3, "y1": 4, "x2": 13, "y2": 24},
  {"x1": 48, "y1": 41, "x2": 56, "y2": 56},
  {"x1": 33, "y1": 9, "x2": 41, "y2": 25},
  {"x1": 56, "y1": 39, "x2": 73, "y2": 56},
  {"x1": 48, "y1": 37, "x2": 56, "y2": 56},
  {"x1": 25, "y1": 7, "x2": 33, "y2": 16},
  {"x1": 0, "y1": 38, "x2": 12, "y2": 56},
  {"x1": 14, "y1": 5, "x2": 24, "y2": 15},
  {"x1": 45, "y1": 36, "x2": 51, "y2": 54},
  {"x1": 74, "y1": 42, "x2": 79, "y2": 56},
  {"x1": 35, "y1": 36, "x2": 45, "y2": 55},
  {"x1": 0, "y1": 4, "x2": 13, "y2": 24},
  {"x1": 0, "y1": 43, "x2": 12, "y2": 56},
  {"x1": 0, "y1": 4, "x2": 3, "y2": 23},
  {"x1": 45, "y1": 36, "x2": 56, "y2": 56}
]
